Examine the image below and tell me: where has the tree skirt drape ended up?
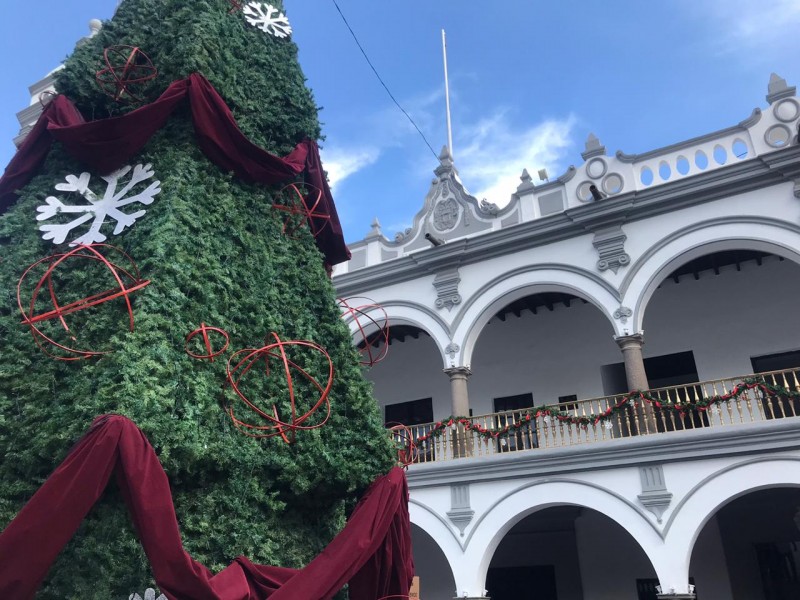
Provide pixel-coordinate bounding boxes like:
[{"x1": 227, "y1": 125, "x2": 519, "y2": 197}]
[{"x1": 0, "y1": 415, "x2": 413, "y2": 599}]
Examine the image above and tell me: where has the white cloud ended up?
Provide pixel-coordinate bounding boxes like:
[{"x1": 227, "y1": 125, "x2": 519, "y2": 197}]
[
  {"x1": 320, "y1": 146, "x2": 380, "y2": 191},
  {"x1": 690, "y1": 0, "x2": 800, "y2": 53},
  {"x1": 454, "y1": 110, "x2": 576, "y2": 207}
]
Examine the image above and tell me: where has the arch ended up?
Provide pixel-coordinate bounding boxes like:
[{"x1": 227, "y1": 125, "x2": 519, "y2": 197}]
[
  {"x1": 341, "y1": 300, "x2": 452, "y2": 367},
  {"x1": 462, "y1": 479, "x2": 667, "y2": 592},
  {"x1": 408, "y1": 499, "x2": 463, "y2": 579},
  {"x1": 620, "y1": 217, "x2": 800, "y2": 332},
  {"x1": 451, "y1": 264, "x2": 621, "y2": 366},
  {"x1": 664, "y1": 457, "x2": 800, "y2": 585}
]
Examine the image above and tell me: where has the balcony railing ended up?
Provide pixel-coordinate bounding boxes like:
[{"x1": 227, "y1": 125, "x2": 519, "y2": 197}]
[{"x1": 399, "y1": 368, "x2": 800, "y2": 464}]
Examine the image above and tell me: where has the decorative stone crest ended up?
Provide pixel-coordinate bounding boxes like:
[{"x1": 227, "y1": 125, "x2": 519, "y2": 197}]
[
  {"x1": 592, "y1": 223, "x2": 630, "y2": 273},
  {"x1": 445, "y1": 342, "x2": 460, "y2": 360},
  {"x1": 613, "y1": 306, "x2": 632, "y2": 324},
  {"x1": 433, "y1": 268, "x2": 462, "y2": 311},
  {"x1": 433, "y1": 197, "x2": 459, "y2": 231}
]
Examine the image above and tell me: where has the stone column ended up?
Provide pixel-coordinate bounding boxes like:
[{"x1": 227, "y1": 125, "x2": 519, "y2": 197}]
[
  {"x1": 614, "y1": 333, "x2": 649, "y2": 391},
  {"x1": 444, "y1": 366, "x2": 472, "y2": 457},
  {"x1": 614, "y1": 333, "x2": 656, "y2": 434}
]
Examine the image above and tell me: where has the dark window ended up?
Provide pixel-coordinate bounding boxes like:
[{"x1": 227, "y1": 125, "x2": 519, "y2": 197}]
[
  {"x1": 558, "y1": 394, "x2": 578, "y2": 412},
  {"x1": 494, "y1": 393, "x2": 534, "y2": 412},
  {"x1": 751, "y1": 351, "x2": 800, "y2": 419},
  {"x1": 384, "y1": 398, "x2": 433, "y2": 426},
  {"x1": 752, "y1": 350, "x2": 800, "y2": 374},
  {"x1": 602, "y1": 351, "x2": 699, "y2": 395}
]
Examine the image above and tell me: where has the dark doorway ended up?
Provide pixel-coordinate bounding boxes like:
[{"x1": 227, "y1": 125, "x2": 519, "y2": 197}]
[
  {"x1": 486, "y1": 565, "x2": 557, "y2": 600},
  {"x1": 756, "y1": 542, "x2": 800, "y2": 600},
  {"x1": 384, "y1": 398, "x2": 433, "y2": 426},
  {"x1": 602, "y1": 351, "x2": 700, "y2": 395},
  {"x1": 493, "y1": 393, "x2": 536, "y2": 451}
]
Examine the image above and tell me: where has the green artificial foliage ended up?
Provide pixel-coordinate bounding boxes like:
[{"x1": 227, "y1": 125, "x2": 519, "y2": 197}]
[{"x1": 0, "y1": 1, "x2": 395, "y2": 597}]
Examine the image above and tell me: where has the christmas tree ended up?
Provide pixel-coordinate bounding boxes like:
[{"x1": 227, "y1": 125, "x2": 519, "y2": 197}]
[{"x1": 0, "y1": 1, "x2": 396, "y2": 597}]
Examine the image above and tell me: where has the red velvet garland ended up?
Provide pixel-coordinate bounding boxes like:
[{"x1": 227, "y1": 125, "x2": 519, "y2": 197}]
[
  {"x1": 0, "y1": 73, "x2": 350, "y2": 265},
  {"x1": 0, "y1": 415, "x2": 413, "y2": 600}
]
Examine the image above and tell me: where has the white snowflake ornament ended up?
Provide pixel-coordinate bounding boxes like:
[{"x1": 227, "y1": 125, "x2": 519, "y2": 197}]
[
  {"x1": 37, "y1": 164, "x2": 161, "y2": 246},
  {"x1": 129, "y1": 589, "x2": 166, "y2": 600},
  {"x1": 243, "y1": 2, "x2": 292, "y2": 38}
]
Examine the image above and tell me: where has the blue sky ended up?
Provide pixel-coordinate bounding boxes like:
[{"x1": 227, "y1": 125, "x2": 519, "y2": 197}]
[{"x1": 2, "y1": 1, "x2": 800, "y2": 243}]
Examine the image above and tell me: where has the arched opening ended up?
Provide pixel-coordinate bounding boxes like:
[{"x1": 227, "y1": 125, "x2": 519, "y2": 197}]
[
  {"x1": 689, "y1": 487, "x2": 800, "y2": 600},
  {"x1": 411, "y1": 523, "x2": 457, "y2": 600},
  {"x1": 469, "y1": 292, "x2": 619, "y2": 420},
  {"x1": 362, "y1": 324, "x2": 452, "y2": 427},
  {"x1": 638, "y1": 249, "x2": 800, "y2": 404},
  {"x1": 486, "y1": 505, "x2": 658, "y2": 600}
]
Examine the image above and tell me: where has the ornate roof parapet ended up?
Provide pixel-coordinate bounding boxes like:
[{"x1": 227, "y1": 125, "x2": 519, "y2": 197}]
[{"x1": 335, "y1": 74, "x2": 800, "y2": 276}]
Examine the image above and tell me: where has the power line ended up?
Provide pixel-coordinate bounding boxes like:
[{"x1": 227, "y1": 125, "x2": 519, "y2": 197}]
[{"x1": 330, "y1": 0, "x2": 439, "y2": 159}]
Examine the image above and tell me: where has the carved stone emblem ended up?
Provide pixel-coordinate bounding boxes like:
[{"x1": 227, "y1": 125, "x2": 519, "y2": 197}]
[{"x1": 433, "y1": 197, "x2": 459, "y2": 231}]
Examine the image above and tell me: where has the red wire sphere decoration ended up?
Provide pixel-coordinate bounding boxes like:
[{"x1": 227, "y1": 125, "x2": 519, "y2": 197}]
[
  {"x1": 225, "y1": 332, "x2": 333, "y2": 443},
  {"x1": 271, "y1": 183, "x2": 331, "y2": 240},
  {"x1": 185, "y1": 323, "x2": 230, "y2": 361},
  {"x1": 17, "y1": 244, "x2": 150, "y2": 361},
  {"x1": 337, "y1": 296, "x2": 390, "y2": 366},
  {"x1": 386, "y1": 422, "x2": 418, "y2": 468},
  {"x1": 95, "y1": 45, "x2": 158, "y2": 102},
  {"x1": 227, "y1": 0, "x2": 243, "y2": 12}
]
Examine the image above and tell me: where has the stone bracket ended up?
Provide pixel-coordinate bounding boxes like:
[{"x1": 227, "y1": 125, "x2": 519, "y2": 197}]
[
  {"x1": 638, "y1": 464, "x2": 673, "y2": 523},
  {"x1": 447, "y1": 483, "x2": 474, "y2": 536},
  {"x1": 434, "y1": 268, "x2": 462, "y2": 311},
  {"x1": 591, "y1": 222, "x2": 630, "y2": 273}
]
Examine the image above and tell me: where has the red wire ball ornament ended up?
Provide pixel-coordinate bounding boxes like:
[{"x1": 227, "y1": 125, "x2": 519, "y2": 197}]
[
  {"x1": 271, "y1": 183, "x2": 331, "y2": 240},
  {"x1": 227, "y1": 0, "x2": 243, "y2": 12},
  {"x1": 17, "y1": 244, "x2": 150, "y2": 361},
  {"x1": 386, "y1": 422, "x2": 418, "y2": 468},
  {"x1": 185, "y1": 323, "x2": 230, "y2": 361},
  {"x1": 225, "y1": 333, "x2": 333, "y2": 443},
  {"x1": 337, "y1": 296, "x2": 390, "y2": 366},
  {"x1": 95, "y1": 45, "x2": 158, "y2": 103}
]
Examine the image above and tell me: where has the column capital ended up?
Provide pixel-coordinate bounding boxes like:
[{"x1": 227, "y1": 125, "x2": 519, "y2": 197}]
[
  {"x1": 444, "y1": 366, "x2": 472, "y2": 380},
  {"x1": 614, "y1": 331, "x2": 645, "y2": 350}
]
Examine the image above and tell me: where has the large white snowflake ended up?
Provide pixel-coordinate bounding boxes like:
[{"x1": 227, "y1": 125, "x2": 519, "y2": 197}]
[
  {"x1": 242, "y1": 2, "x2": 292, "y2": 38},
  {"x1": 36, "y1": 164, "x2": 161, "y2": 246}
]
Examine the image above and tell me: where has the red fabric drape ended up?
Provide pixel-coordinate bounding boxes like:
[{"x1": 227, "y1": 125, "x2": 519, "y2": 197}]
[
  {"x1": 0, "y1": 73, "x2": 350, "y2": 265},
  {"x1": 0, "y1": 415, "x2": 413, "y2": 600}
]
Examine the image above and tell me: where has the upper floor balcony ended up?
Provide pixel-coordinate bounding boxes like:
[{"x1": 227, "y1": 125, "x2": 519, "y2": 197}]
[{"x1": 399, "y1": 367, "x2": 800, "y2": 465}]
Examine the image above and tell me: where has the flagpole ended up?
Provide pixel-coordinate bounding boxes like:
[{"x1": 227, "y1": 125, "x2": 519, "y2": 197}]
[{"x1": 442, "y1": 29, "x2": 453, "y2": 159}]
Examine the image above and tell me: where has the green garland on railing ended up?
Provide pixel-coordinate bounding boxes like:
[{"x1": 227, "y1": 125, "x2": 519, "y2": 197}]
[{"x1": 415, "y1": 377, "x2": 800, "y2": 444}]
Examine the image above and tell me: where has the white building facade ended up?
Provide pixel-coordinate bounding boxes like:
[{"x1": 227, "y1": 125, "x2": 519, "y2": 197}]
[{"x1": 335, "y1": 75, "x2": 800, "y2": 600}]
